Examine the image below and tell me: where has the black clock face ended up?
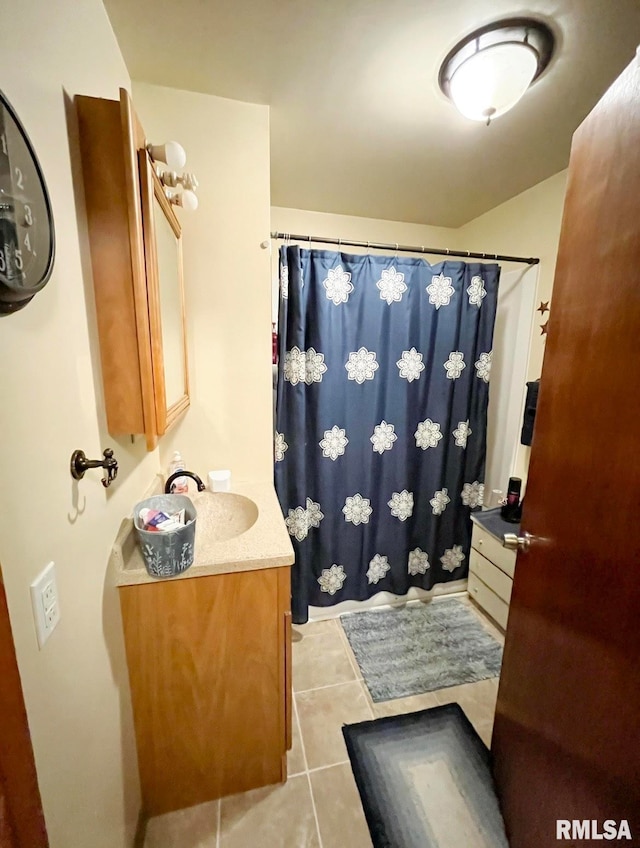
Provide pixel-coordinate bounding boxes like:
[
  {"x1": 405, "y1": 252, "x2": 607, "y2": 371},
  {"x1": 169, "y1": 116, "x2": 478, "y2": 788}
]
[{"x1": 0, "y1": 91, "x2": 55, "y2": 314}]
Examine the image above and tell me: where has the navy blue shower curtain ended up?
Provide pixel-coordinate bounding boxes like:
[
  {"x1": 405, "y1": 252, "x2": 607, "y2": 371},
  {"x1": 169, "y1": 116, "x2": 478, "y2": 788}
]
[{"x1": 275, "y1": 246, "x2": 500, "y2": 623}]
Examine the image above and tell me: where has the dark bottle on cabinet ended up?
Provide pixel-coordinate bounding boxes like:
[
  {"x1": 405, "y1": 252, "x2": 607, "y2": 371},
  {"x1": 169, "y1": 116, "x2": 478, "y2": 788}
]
[{"x1": 501, "y1": 477, "x2": 522, "y2": 523}]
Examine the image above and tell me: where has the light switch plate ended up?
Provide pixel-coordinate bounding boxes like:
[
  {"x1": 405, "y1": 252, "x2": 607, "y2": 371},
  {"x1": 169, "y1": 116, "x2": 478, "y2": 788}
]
[{"x1": 30, "y1": 561, "x2": 60, "y2": 648}]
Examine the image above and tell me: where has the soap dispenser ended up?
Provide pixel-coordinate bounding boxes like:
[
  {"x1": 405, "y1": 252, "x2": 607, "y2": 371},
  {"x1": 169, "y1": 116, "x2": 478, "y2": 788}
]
[{"x1": 168, "y1": 451, "x2": 189, "y2": 494}]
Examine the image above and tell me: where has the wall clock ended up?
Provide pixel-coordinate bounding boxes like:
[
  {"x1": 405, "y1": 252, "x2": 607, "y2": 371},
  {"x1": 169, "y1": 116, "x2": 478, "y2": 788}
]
[{"x1": 0, "y1": 90, "x2": 55, "y2": 314}]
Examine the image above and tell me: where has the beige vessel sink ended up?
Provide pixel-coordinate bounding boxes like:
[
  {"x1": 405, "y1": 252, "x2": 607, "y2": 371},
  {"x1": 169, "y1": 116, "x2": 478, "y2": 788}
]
[{"x1": 192, "y1": 491, "x2": 259, "y2": 543}]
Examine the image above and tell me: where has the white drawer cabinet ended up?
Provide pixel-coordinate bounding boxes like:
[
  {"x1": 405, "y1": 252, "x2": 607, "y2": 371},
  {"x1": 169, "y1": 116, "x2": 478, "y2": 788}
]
[{"x1": 469, "y1": 519, "x2": 517, "y2": 631}]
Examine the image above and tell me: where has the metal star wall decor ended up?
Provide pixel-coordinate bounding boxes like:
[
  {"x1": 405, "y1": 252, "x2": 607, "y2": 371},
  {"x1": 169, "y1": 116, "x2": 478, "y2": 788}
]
[
  {"x1": 540, "y1": 319, "x2": 549, "y2": 336},
  {"x1": 537, "y1": 301, "x2": 550, "y2": 314}
]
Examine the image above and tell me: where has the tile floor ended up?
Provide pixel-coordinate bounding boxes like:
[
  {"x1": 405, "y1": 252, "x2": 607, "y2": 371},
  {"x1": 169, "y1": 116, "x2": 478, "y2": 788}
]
[{"x1": 144, "y1": 598, "x2": 504, "y2": 848}]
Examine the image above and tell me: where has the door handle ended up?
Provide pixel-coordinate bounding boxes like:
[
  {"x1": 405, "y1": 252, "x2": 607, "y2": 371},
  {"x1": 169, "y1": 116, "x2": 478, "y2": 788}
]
[{"x1": 503, "y1": 531, "x2": 532, "y2": 552}]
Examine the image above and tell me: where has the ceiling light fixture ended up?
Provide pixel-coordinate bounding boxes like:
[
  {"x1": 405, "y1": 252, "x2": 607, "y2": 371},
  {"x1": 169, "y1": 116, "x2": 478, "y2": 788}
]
[{"x1": 439, "y1": 18, "x2": 555, "y2": 125}]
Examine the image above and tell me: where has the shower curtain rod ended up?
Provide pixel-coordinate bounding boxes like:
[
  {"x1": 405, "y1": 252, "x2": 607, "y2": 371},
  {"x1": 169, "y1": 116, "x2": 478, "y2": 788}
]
[{"x1": 270, "y1": 232, "x2": 539, "y2": 265}]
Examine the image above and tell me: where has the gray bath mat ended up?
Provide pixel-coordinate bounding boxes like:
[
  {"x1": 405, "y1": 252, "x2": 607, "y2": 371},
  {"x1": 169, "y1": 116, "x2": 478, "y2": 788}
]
[{"x1": 340, "y1": 599, "x2": 502, "y2": 702}]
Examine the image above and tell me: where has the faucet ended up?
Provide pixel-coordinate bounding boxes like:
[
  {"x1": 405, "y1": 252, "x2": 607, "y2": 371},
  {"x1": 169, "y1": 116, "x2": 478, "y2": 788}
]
[{"x1": 164, "y1": 470, "x2": 206, "y2": 494}]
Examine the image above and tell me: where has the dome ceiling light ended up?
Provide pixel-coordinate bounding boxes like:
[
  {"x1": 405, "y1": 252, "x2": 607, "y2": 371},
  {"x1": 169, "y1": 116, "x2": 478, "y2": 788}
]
[{"x1": 438, "y1": 18, "x2": 555, "y2": 125}]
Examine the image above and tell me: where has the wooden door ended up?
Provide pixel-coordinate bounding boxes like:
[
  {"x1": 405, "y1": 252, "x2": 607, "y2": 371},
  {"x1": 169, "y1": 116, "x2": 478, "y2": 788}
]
[
  {"x1": 0, "y1": 568, "x2": 47, "y2": 848},
  {"x1": 492, "y1": 58, "x2": 640, "y2": 845}
]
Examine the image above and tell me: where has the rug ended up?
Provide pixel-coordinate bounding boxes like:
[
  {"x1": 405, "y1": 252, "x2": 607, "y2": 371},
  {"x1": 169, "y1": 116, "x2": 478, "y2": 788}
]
[
  {"x1": 343, "y1": 703, "x2": 509, "y2": 848},
  {"x1": 340, "y1": 599, "x2": 502, "y2": 702}
]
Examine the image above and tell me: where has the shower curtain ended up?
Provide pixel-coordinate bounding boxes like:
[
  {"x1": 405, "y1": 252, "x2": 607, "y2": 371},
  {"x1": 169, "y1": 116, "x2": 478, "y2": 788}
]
[{"x1": 275, "y1": 246, "x2": 500, "y2": 623}]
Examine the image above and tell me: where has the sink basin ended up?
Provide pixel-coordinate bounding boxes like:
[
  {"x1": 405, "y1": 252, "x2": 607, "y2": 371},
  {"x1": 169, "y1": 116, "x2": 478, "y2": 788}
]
[{"x1": 192, "y1": 491, "x2": 259, "y2": 543}]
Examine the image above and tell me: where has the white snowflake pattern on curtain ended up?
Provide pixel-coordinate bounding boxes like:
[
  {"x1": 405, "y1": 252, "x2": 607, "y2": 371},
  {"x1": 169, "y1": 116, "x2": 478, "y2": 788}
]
[
  {"x1": 452, "y1": 420, "x2": 472, "y2": 448},
  {"x1": 440, "y1": 545, "x2": 465, "y2": 572},
  {"x1": 367, "y1": 554, "x2": 390, "y2": 584},
  {"x1": 280, "y1": 263, "x2": 289, "y2": 300},
  {"x1": 274, "y1": 431, "x2": 288, "y2": 462},
  {"x1": 376, "y1": 266, "x2": 407, "y2": 304},
  {"x1": 283, "y1": 346, "x2": 327, "y2": 385},
  {"x1": 430, "y1": 488, "x2": 451, "y2": 515},
  {"x1": 388, "y1": 490, "x2": 414, "y2": 521},
  {"x1": 415, "y1": 419, "x2": 443, "y2": 450},
  {"x1": 408, "y1": 547, "x2": 430, "y2": 575},
  {"x1": 370, "y1": 421, "x2": 397, "y2": 454},
  {"x1": 323, "y1": 266, "x2": 354, "y2": 305},
  {"x1": 396, "y1": 348, "x2": 425, "y2": 382},
  {"x1": 444, "y1": 351, "x2": 466, "y2": 379},
  {"x1": 306, "y1": 498, "x2": 324, "y2": 528},
  {"x1": 475, "y1": 351, "x2": 492, "y2": 383},
  {"x1": 345, "y1": 347, "x2": 379, "y2": 383},
  {"x1": 319, "y1": 426, "x2": 349, "y2": 460},
  {"x1": 342, "y1": 493, "x2": 373, "y2": 525},
  {"x1": 285, "y1": 506, "x2": 309, "y2": 541},
  {"x1": 467, "y1": 275, "x2": 486, "y2": 307},
  {"x1": 318, "y1": 564, "x2": 347, "y2": 594},
  {"x1": 426, "y1": 272, "x2": 455, "y2": 309},
  {"x1": 461, "y1": 481, "x2": 484, "y2": 508}
]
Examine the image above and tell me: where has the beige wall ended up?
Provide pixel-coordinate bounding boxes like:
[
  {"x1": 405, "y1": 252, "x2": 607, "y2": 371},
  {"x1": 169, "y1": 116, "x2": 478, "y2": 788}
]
[
  {"x1": 0, "y1": 1, "x2": 159, "y2": 846},
  {"x1": 457, "y1": 170, "x2": 568, "y2": 482},
  {"x1": 133, "y1": 83, "x2": 273, "y2": 484}
]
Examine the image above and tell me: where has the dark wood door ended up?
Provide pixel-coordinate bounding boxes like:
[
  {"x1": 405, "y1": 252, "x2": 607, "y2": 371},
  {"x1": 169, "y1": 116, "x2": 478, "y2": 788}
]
[
  {"x1": 492, "y1": 57, "x2": 640, "y2": 846},
  {"x1": 0, "y1": 568, "x2": 48, "y2": 848}
]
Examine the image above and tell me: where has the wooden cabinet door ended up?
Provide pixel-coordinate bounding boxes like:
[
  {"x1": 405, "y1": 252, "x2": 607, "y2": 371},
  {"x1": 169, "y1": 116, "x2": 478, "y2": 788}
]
[
  {"x1": 120, "y1": 567, "x2": 288, "y2": 816},
  {"x1": 492, "y1": 58, "x2": 640, "y2": 845}
]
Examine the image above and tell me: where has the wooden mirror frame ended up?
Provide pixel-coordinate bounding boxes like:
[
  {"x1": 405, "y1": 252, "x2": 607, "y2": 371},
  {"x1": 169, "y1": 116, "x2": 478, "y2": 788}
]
[{"x1": 138, "y1": 150, "x2": 190, "y2": 436}]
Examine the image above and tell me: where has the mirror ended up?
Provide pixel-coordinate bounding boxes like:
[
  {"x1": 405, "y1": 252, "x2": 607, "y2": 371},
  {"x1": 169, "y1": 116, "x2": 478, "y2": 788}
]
[
  {"x1": 139, "y1": 150, "x2": 190, "y2": 435},
  {"x1": 153, "y1": 193, "x2": 186, "y2": 409}
]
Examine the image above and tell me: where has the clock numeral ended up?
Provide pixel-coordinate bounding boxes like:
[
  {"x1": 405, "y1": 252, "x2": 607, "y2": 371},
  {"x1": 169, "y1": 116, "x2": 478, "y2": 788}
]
[
  {"x1": 14, "y1": 167, "x2": 24, "y2": 190},
  {"x1": 14, "y1": 249, "x2": 23, "y2": 271},
  {"x1": 24, "y1": 233, "x2": 31, "y2": 252},
  {"x1": 0, "y1": 133, "x2": 7, "y2": 156},
  {"x1": 24, "y1": 204, "x2": 33, "y2": 226},
  {"x1": 0, "y1": 246, "x2": 5, "y2": 274}
]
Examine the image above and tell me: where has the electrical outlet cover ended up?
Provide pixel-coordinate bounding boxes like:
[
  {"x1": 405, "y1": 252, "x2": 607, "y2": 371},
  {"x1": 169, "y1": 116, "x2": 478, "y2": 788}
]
[{"x1": 30, "y1": 561, "x2": 60, "y2": 648}]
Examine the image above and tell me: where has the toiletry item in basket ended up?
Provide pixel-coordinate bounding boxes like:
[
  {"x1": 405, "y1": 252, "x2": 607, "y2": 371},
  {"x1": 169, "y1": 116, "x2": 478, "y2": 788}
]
[
  {"x1": 139, "y1": 507, "x2": 187, "y2": 533},
  {"x1": 168, "y1": 451, "x2": 189, "y2": 493}
]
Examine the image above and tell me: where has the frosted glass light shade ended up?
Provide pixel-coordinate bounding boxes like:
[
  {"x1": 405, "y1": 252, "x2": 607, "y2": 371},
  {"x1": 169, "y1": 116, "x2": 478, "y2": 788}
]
[
  {"x1": 449, "y1": 43, "x2": 538, "y2": 122},
  {"x1": 147, "y1": 140, "x2": 187, "y2": 170}
]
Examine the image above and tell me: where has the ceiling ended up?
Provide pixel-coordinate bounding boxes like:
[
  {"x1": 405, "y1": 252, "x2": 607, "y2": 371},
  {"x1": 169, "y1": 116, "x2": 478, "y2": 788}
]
[{"x1": 103, "y1": 0, "x2": 640, "y2": 227}]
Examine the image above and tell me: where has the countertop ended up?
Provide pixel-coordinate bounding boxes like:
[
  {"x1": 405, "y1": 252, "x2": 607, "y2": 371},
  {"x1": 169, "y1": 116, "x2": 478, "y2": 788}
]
[
  {"x1": 471, "y1": 507, "x2": 520, "y2": 542},
  {"x1": 110, "y1": 478, "x2": 295, "y2": 588}
]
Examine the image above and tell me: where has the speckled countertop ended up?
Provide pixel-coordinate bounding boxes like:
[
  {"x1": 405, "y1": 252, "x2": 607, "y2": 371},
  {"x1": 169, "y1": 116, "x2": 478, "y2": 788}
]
[{"x1": 110, "y1": 478, "x2": 295, "y2": 587}]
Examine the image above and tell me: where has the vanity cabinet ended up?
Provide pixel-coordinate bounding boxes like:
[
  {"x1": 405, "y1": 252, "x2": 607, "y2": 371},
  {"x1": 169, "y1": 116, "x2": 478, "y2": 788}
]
[
  {"x1": 76, "y1": 89, "x2": 189, "y2": 450},
  {"x1": 469, "y1": 518, "x2": 516, "y2": 631},
  {"x1": 118, "y1": 565, "x2": 292, "y2": 816}
]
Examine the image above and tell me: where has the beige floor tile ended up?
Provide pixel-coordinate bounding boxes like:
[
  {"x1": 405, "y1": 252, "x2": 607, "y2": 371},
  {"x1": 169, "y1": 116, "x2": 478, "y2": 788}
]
[
  {"x1": 293, "y1": 618, "x2": 337, "y2": 638},
  {"x1": 293, "y1": 631, "x2": 357, "y2": 692},
  {"x1": 144, "y1": 800, "x2": 218, "y2": 848},
  {"x1": 296, "y1": 681, "x2": 373, "y2": 770},
  {"x1": 434, "y1": 678, "x2": 498, "y2": 728},
  {"x1": 372, "y1": 690, "x2": 441, "y2": 718},
  {"x1": 310, "y1": 763, "x2": 372, "y2": 848},
  {"x1": 336, "y1": 620, "x2": 364, "y2": 679},
  {"x1": 219, "y1": 775, "x2": 319, "y2": 848},
  {"x1": 475, "y1": 718, "x2": 494, "y2": 748},
  {"x1": 287, "y1": 708, "x2": 306, "y2": 776}
]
